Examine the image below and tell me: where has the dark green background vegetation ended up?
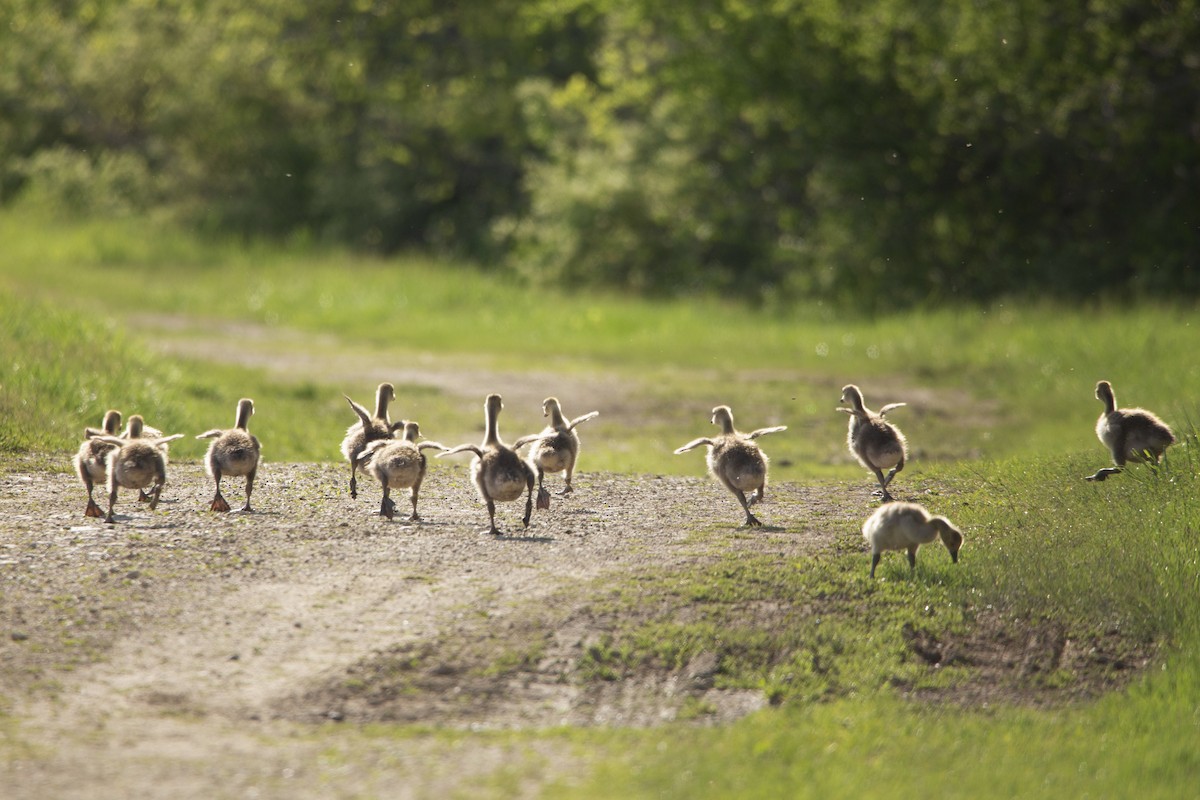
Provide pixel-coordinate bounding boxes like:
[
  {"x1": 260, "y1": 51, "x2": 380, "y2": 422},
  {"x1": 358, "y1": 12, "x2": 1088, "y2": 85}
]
[{"x1": 3, "y1": 0, "x2": 1197, "y2": 306}]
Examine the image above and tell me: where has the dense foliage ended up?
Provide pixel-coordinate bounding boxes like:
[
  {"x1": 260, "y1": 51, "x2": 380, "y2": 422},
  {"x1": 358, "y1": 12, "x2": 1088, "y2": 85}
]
[{"x1": 2, "y1": 0, "x2": 1197, "y2": 305}]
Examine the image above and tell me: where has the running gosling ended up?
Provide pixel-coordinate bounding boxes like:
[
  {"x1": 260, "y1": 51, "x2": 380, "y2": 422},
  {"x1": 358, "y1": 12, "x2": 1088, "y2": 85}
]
[
  {"x1": 360, "y1": 421, "x2": 448, "y2": 521},
  {"x1": 674, "y1": 405, "x2": 786, "y2": 527},
  {"x1": 196, "y1": 398, "x2": 261, "y2": 512},
  {"x1": 75, "y1": 409, "x2": 122, "y2": 518},
  {"x1": 90, "y1": 415, "x2": 184, "y2": 524},
  {"x1": 1085, "y1": 380, "x2": 1176, "y2": 482},
  {"x1": 341, "y1": 382, "x2": 398, "y2": 499},
  {"x1": 839, "y1": 384, "x2": 908, "y2": 502},
  {"x1": 862, "y1": 501, "x2": 963, "y2": 579},
  {"x1": 438, "y1": 394, "x2": 544, "y2": 536},
  {"x1": 524, "y1": 397, "x2": 599, "y2": 509}
]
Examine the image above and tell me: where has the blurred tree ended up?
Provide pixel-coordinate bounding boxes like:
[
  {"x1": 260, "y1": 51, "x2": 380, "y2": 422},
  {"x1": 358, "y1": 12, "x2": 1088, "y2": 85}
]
[{"x1": 0, "y1": 0, "x2": 1196, "y2": 305}]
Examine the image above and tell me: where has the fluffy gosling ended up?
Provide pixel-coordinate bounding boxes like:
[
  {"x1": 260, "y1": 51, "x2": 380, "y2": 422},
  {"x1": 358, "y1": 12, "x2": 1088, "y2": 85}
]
[
  {"x1": 438, "y1": 394, "x2": 544, "y2": 536},
  {"x1": 862, "y1": 501, "x2": 963, "y2": 579},
  {"x1": 1085, "y1": 380, "x2": 1177, "y2": 482},
  {"x1": 523, "y1": 396, "x2": 599, "y2": 510},
  {"x1": 340, "y1": 382, "x2": 398, "y2": 499},
  {"x1": 360, "y1": 421, "x2": 448, "y2": 521},
  {"x1": 75, "y1": 409, "x2": 122, "y2": 518},
  {"x1": 839, "y1": 384, "x2": 908, "y2": 502},
  {"x1": 196, "y1": 398, "x2": 261, "y2": 512},
  {"x1": 90, "y1": 415, "x2": 184, "y2": 524},
  {"x1": 674, "y1": 405, "x2": 786, "y2": 527}
]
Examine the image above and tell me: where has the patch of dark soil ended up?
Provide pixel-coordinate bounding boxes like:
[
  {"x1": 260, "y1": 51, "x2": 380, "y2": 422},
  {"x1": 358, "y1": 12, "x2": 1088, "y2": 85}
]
[{"x1": 900, "y1": 611, "x2": 1159, "y2": 707}]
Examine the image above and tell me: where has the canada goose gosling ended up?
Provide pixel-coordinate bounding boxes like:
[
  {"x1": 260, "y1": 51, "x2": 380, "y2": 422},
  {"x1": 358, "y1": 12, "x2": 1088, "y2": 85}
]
[
  {"x1": 340, "y1": 382, "x2": 398, "y2": 499},
  {"x1": 196, "y1": 398, "x2": 261, "y2": 512},
  {"x1": 1085, "y1": 380, "x2": 1177, "y2": 482},
  {"x1": 75, "y1": 409, "x2": 122, "y2": 518},
  {"x1": 438, "y1": 393, "x2": 544, "y2": 536},
  {"x1": 524, "y1": 396, "x2": 599, "y2": 510},
  {"x1": 862, "y1": 501, "x2": 963, "y2": 579},
  {"x1": 360, "y1": 421, "x2": 448, "y2": 521},
  {"x1": 90, "y1": 415, "x2": 184, "y2": 524},
  {"x1": 838, "y1": 384, "x2": 908, "y2": 502},
  {"x1": 119, "y1": 414, "x2": 166, "y2": 502},
  {"x1": 674, "y1": 405, "x2": 786, "y2": 527}
]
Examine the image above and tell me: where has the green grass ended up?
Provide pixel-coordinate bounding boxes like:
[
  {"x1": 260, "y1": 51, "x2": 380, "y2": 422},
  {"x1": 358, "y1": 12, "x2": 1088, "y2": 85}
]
[
  {"x1": 4, "y1": 208, "x2": 1200, "y2": 475},
  {"x1": 471, "y1": 444, "x2": 1195, "y2": 799},
  {"x1": 4, "y1": 210, "x2": 1200, "y2": 797}
]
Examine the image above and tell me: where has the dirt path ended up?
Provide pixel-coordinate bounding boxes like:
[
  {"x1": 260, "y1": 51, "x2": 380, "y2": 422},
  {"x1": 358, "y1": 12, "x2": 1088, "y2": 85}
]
[{"x1": 0, "y1": 460, "x2": 851, "y2": 799}]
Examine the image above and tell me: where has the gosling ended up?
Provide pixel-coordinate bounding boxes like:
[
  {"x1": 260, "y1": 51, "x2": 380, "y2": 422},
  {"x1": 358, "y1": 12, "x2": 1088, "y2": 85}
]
[
  {"x1": 862, "y1": 501, "x2": 963, "y2": 579},
  {"x1": 340, "y1": 382, "x2": 398, "y2": 499},
  {"x1": 74, "y1": 409, "x2": 122, "y2": 518},
  {"x1": 1085, "y1": 380, "x2": 1177, "y2": 482},
  {"x1": 360, "y1": 421, "x2": 448, "y2": 521},
  {"x1": 523, "y1": 397, "x2": 599, "y2": 509},
  {"x1": 674, "y1": 405, "x2": 786, "y2": 527},
  {"x1": 438, "y1": 394, "x2": 544, "y2": 536},
  {"x1": 120, "y1": 414, "x2": 166, "y2": 502},
  {"x1": 196, "y1": 398, "x2": 261, "y2": 512},
  {"x1": 839, "y1": 384, "x2": 908, "y2": 502},
  {"x1": 90, "y1": 415, "x2": 184, "y2": 524}
]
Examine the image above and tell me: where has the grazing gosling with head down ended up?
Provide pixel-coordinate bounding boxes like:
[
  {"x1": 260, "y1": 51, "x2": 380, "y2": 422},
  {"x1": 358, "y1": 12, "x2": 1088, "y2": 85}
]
[
  {"x1": 196, "y1": 398, "x2": 261, "y2": 512},
  {"x1": 89, "y1": 415, "x2": 184, "y2": 524},
  {"x1": 862, "y1": 501, "x2": 963, "y2": 579},
  {"x1": 674, "y1": 405, "x2": 786, "y2": 527},
  {"x1": 438, "y1": 394, "x2": 544, "y2": 536},
  {"x1": 522, "y1": 397, "x2": 599, "y2": 510},
  {"x1": 360, "y1": 421, "x2": 448, "y2": 521},
  {"x1": 75, "y1": 409, "x2": 122, "y2": 518},
  {"x1": 839, "y1": 384, "x2": 908, "y2": 502},
  {"x1": 340, "y1": 382, "x2": 399, "y2": 499},
  {"x1": 1085, "y1": 380, "x2": 1177, "y2": 482}
]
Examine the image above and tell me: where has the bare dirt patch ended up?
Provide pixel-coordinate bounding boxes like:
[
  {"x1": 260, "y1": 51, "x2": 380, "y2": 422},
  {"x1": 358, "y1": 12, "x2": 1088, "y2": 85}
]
[{"x1": 0, "y1": 461, "x2": 1155, "y2": 798}]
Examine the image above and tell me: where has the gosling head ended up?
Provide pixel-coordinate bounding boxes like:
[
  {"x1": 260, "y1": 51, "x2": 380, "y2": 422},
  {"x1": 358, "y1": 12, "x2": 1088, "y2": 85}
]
[
  {"x1": 711, "y1": 406, "x2": 735, "y2": 435},
  {"x1": 403, "y1": 421, "x2": 421, "y2": 442},
  {"x1": 486, "y1": 393, "x2": 504, "y2": 416},
  {"x1": 932, "y1": 517, "x2": 964, "y2": 563},
  {"x1": 840, "y1": 385, "x2": 865, "y2": 411},
  {"x1": 1095, "y1": 380, "x2": 1114, "y2": 405},
  {"x1": 101, "y1": 410, "x2": 122, "y2": 435},
  {"x1": 126, "y1": 415, "x2": 145, "y2": 438}
]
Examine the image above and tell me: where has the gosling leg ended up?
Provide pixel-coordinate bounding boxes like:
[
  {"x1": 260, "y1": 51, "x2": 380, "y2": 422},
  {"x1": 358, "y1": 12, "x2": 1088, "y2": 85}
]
[
  {"x1": 241, "y1": 468, "x2": 256, "y2": 513},
  {"x1": 535, "y1": 466, "x2": 551, "y2": 510},
  {"x1": 485, "y1": 498, "x2": 502, "y2": 536},
  {"x1": 209, "y1": 473, "x2": 231, "y2": 512},
  {"x1": 148, "y1": 483, "x2": 163, "y2": 511},
  {"x1": 558, "y1": 462, "x2": 576, "y2": 496},
  {"x1": 735, "y1": 489, "x2": 762, "y2": 527},
  {"x1": 523, "y1": 477, "x2": 535, "y2": 528},
  {"x1": 380, "y1": 486, "x2": 395, "y2": 520},
  {"x1": 104, "y1": 486, "x2": 119, "y2": 525}
]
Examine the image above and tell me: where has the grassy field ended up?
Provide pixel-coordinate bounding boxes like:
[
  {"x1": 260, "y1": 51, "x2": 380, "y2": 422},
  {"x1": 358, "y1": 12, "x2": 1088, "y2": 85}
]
[{"x1": 3, "y1": 210, "x2": 1199, "y2": 797}]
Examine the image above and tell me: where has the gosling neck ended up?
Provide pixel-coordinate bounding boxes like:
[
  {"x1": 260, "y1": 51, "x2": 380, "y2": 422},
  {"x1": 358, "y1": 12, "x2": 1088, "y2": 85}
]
[
  {"x1": 484, "y1": 395, "x2": 503, "y2": 447},
  {"x1": 235, "y1": 399, "x2": 254, "y2": 430}
]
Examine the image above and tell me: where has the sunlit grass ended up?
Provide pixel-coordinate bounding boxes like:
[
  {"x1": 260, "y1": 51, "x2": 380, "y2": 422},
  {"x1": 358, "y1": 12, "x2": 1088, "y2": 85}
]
[{"x1": 3, "y1": 209, "x2": 1200, "y2": 472}]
